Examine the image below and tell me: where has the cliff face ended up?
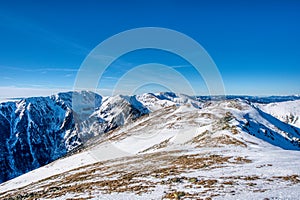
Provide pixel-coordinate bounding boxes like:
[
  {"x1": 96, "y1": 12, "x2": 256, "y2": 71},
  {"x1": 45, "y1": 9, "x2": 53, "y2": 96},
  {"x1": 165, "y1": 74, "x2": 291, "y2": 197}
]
[
  {"x1": 0, "y1": 94, "x2": 76, "y2": 183},
  {"x1": 0, "y1": 91, "x2": 150, "y2": 183}
]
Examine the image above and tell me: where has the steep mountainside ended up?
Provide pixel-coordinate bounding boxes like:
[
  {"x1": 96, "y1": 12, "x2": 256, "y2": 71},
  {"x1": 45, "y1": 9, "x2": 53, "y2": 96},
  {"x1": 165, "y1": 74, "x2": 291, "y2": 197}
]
[
  {"x1": 0, "y1": 91, "x2": 149, "y2": 183},
  {"x1": 0, "y1": 91, "x2": 300, "y2": 187},
  {"x1": 256, "y1": 100, "x2": 300, "y2": 128},
  {"x1": 1, "y1": 97, "x2": 300, "y2": 199}
]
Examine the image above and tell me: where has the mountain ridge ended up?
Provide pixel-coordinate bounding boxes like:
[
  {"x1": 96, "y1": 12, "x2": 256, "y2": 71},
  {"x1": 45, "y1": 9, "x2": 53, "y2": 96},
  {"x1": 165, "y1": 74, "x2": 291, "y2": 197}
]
[
  {"x1": 0, "y1": 91, "x2": 300, "y2": 185},
  {"x1": 1, "y1": 92, "x2": 300, "y2": 199}
]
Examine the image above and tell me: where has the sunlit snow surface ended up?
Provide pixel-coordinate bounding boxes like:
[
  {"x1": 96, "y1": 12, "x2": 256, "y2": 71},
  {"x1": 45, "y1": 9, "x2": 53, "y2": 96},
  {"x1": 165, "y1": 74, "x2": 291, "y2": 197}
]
[
  {"x1": 0, "y1": 93, "x2": 300, "y2": 199},
  {"x1": 256, "y1": 100, "x2": 300, "y2": 128}
]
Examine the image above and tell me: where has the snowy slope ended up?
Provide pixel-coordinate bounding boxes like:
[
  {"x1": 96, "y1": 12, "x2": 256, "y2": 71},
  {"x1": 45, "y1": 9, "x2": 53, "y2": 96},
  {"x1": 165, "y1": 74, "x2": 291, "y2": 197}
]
[
  {"x1": 137, "y1": 92, "x2": 202, "y2": 111},
  {"x1": 0, "y1": 91, "x2": 149, "y2": 183},
  {"x1": 256, "y1": 100, "x2": 300, "y2": 128},
  {"x1": 1, "y1": 98, "x2": 300, "y2": 199},
  {"x1": 0, "y1": 91, "x2": 201, "y2": 184}
]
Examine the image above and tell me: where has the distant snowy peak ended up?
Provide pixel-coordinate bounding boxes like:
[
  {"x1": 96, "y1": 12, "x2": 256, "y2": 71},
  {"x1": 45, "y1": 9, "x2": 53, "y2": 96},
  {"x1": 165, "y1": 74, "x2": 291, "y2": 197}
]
[
  {"x1": 88, "y1": 95, "x2": 150, "y2": 135},
  {"x1": 1, "y1": 91, "x2": 300, "y2": 185},
  {"x1": 224, "y1": 95, "x2": 300, "y2": 103},
  {"x1": 256, "y1": 100, "x2": 300, "y2": 128},
  {"x1": 136, "y1": 92, "x2": 202, "y2": 111}
]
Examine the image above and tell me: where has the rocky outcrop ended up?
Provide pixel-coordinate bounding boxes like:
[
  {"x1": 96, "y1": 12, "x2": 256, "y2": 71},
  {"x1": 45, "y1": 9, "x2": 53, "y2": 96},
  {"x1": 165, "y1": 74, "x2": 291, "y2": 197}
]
[{"x1": 0, "y1": 91, "x2": 149, "y2": 183}]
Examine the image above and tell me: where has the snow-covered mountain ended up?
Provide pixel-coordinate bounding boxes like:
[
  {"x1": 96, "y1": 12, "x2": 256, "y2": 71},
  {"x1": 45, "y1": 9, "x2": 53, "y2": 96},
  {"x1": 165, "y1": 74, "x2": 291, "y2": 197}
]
[
  {"x1": 256, "y1": 100, "x2": 300, "y2": 128},
  {"x1": 0, "y1": 91, "x2": 149, "y2": 183},
  {"x1": 1, "y1": 93, "x2": 300, "y2": 199},
  {"x1": 0, "y1": 91, "x2": 300, "y2": 199}
]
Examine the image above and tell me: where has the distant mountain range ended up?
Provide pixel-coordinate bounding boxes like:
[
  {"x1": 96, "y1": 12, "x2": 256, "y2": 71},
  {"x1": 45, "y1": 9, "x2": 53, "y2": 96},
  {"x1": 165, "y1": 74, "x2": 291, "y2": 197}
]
[{"x1": 0, "y1": 91, "x2": 300, "y2": 186}]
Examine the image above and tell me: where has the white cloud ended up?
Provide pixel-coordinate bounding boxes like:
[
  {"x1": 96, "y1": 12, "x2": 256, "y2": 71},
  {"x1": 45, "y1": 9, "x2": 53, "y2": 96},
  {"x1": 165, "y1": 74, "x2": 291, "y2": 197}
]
[
  {"x1": 171, "y1": 64, "x2": 191, "y2": 69},
  {"x1": 0, "y1": 65, "x2": 79, "y2": 72},
  {"x1": 0, "y1": 86, "x2": 72, "y2": 100}
]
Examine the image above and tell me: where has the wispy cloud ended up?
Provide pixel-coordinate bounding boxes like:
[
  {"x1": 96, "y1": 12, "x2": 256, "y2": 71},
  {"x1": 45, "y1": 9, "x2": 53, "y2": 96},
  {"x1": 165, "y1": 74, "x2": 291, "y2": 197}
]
[
  {"x1": 171, "y1": 64, "x2": 192, "y2": 69},
  {"x1": 0, "y1": 86, "x2": 72, "y2": 99},
  {"x1": 0, "y1": 65, "x2": 79, "y2": 73},
  {"x1": 101, "y1": 76, "x2": 119, "y2": 80},
  {"x1": 65, "y1": 73, "x2": 75, "y2": 78}
]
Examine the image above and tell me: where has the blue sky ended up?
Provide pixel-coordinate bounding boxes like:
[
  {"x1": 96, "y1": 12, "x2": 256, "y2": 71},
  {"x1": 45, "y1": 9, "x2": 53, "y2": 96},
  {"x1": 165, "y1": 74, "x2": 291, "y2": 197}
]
[{"x1": 0, "y1": 0, "x2": 299, "y2": 98}]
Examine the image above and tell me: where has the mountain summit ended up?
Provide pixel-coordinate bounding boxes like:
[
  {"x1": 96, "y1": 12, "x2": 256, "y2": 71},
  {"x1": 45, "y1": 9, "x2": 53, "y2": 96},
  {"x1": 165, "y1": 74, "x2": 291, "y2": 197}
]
[{"x1": 0, "y1": 92, "x2": 300, "y2": 199}]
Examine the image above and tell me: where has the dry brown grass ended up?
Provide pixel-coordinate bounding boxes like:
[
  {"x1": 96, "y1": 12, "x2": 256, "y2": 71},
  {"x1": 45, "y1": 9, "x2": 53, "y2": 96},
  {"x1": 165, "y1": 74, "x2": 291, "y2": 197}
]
[
  {"x1": 171, "y1": 154, "x2": 232, "y2": 170},
  {"x1": 195, "y1": 134, "x2": 247, "y2": 148},
  {"x1": 226, "y1": 100, "x2": 244, "y2": 110},
  {"x1": 139, "y1": 138, "x2": 172, "y2": 153},
  {"x1": 234, "y1": 156, "x2": 252, "y2": 164},
  {"x1": 273, "y1": 174, "x2": 300, "y2": 184},
  {"x1": 1, "y1": 150, "x2": 245, "y2": 200},
  {"x1": 198, "y1": 112, "x2": 217, "y2": 120}
]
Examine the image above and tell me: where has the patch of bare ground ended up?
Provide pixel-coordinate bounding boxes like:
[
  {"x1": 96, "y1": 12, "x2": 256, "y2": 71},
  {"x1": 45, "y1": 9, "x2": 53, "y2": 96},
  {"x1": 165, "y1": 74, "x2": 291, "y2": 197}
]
[
  {"x1": 186, "y1": 113, "x2": 247, "y2": 148},
  {"x1": 244, "y1": 140, "x2": 259, "y2": 145},
  {"x1": 162, "y1": 190, "x2": 219, "y2": 200},
  {"x1": 1, "y1": 172, "x2": 156, "y2": 199},
  {"x1": 215, "y1": 173, "x2": 300, "y2": 196},
  {"x1": 220, "y1": 175, "x2": 260, "y2": 181},
  {"x1": 272, "y1": 174, "x2": 300, "y2": 184},
  {"x1": 163, "y1": 190, "x2": 213, "y2": 200},
  {"x1": 0, "y1": 150, "x2": 256, "y2": 200},
  {"x1": 215, "y1": 135, "x2": 247, "y2": 147},
  {"x1": 162, "y1": 177, "x2": 221, "y2": 199},
  {"x1": 171, "y1": 154, "x2": 232, "y2": 170},
  {"x1": 230, "y1": 126, "x2": 239, "y2": 134},
  {"x1": 194, "y1": 134, "x2": 247, "y2": 148},
  {"x1": 256, "y1": 164, "x2": 272, "y2": 168},
  {"x1": 226, "y1": 100, "x2": 244, "y2": 110},
  {"x1": 233, "y1": 156, "x2": 252, "y2": 164},
  {"x1": 161, "y1": 173, "x2": 274, "y2": 199},
  {"x1": 199, "y1": 112, "x2": 217, "y2": 119},
  {"x1": 163, "y1": 186, "x2": 221, "y2": 199},
  {"x1": 139, "y1": 138, "x2": 172, "y2": 153},
  {"x1": 188, "y1": 130, "x2": 211, "y2": 144}
]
